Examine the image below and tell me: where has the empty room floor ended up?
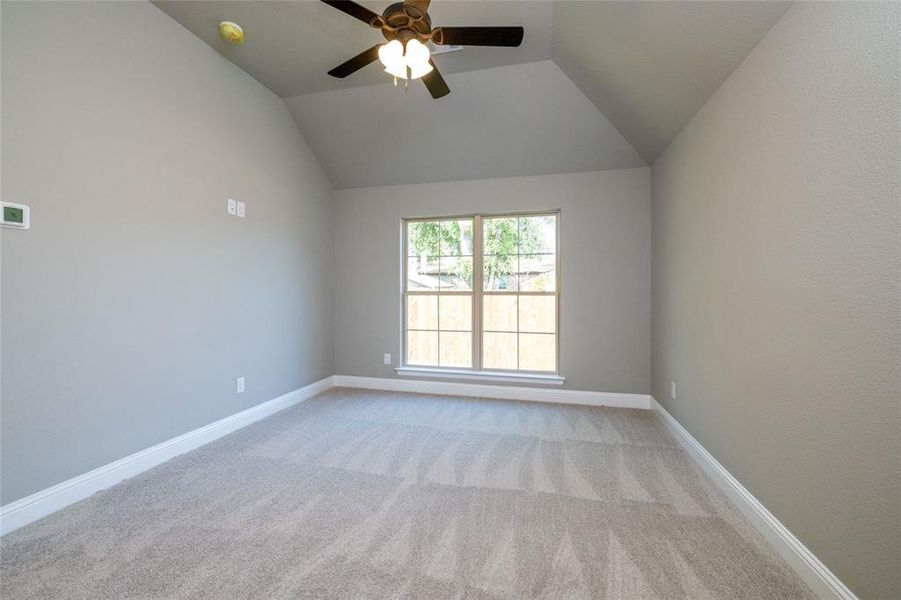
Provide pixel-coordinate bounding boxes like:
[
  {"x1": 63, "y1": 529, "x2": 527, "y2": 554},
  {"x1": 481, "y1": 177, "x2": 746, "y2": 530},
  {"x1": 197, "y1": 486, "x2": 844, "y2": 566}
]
[{"x1": 0, "y1": 388, "x2": 811, "y2": 599}]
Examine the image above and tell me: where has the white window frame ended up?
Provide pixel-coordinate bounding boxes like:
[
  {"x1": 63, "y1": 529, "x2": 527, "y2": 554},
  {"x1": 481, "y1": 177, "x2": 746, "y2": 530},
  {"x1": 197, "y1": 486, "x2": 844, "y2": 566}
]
[{"x1": 399, "y1": 210, "x2": 562, "y2": 383}]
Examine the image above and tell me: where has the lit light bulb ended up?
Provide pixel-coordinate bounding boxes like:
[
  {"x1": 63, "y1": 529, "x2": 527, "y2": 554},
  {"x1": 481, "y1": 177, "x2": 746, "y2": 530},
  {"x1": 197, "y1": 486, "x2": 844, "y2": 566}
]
[
  {"x1": 404, "y1": 39, "x2": 432, "y2": 79},
  {"x1": 378, "y1": 40, "x2": 407, "y2": 79},
  {"x1": 408, "y1": 61, "x2": 434, "y2": 79}
]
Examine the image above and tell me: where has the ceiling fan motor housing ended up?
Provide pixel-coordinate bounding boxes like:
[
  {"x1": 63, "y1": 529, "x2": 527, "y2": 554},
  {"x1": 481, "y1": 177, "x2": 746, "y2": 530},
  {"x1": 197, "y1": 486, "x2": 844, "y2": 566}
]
[{"x1": 380, "y1": 2, "x2": 432, "y2": 43}]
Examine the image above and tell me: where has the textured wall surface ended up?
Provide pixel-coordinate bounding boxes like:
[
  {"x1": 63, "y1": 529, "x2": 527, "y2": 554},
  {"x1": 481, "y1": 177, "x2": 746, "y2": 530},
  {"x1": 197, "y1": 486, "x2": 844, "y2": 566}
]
[
  {"x1": 334, "y1": 168, "x2": 651, "y2": 395},
  {"x1": 651, "y1": 2, "x2": 900, "y2": 598},
  {"x1": 1, "y1": 1, "x2": 334, "y2": 505}
]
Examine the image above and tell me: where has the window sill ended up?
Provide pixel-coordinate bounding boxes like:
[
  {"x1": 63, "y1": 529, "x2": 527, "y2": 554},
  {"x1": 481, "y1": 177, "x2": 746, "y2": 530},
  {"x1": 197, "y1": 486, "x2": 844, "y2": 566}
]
[{"x1": 395, "y1": 366, "x2": 565, "y2": 385}]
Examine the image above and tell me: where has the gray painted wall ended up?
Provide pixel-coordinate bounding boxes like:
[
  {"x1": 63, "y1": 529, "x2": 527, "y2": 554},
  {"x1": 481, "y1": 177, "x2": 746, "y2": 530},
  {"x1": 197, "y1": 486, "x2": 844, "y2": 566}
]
[
  {"x1": 0, "y1": 1, "x2": 334, "y2": 505},
  {"x1": 334, "y1": 168, "x2": 651, "y2": 394},
  {"x1": 651, "y1": 3, "x2": 900, "y2": 598}
]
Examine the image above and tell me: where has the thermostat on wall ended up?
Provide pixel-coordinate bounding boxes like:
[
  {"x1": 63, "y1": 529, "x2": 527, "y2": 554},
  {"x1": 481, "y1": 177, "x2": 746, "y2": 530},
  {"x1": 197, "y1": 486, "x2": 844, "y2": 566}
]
[{"x1": 1, "y1": 201, "x2": 30, "y2": 230}]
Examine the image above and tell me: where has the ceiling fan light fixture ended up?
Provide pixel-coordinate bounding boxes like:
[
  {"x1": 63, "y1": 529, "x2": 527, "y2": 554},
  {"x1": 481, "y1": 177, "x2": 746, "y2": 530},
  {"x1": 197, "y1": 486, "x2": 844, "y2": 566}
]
[
  {"x1": 404, "y1": 39, "x2": 433, "y2": 79},
  {"x1": 378, "y1": 38, "x2": 431, "y2": 81},
  {"x1": 321, "y1": 0, "x2": 524, "y2": 98},
  {"x1": 408, "y1": 60, "x2": 434, "y2": 80},
  {"x1": 384, "y1": 63, "x2": 408, "y2": 79},
  {"x1": 378, "y1": 40, "x2": 407, "y2": 78}
]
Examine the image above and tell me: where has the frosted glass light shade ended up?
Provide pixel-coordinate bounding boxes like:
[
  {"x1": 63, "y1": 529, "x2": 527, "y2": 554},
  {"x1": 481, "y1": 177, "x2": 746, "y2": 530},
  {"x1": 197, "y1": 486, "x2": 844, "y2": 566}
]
[
  {"x1": 377, "y1": 39, "x2": 433, "y2": 81},
  {"x1": 405, "y1": 39, "x2": 432, "y2": 79},
  {"x1": 378, "y1": 40, "x2": 407, "y2": 79}
]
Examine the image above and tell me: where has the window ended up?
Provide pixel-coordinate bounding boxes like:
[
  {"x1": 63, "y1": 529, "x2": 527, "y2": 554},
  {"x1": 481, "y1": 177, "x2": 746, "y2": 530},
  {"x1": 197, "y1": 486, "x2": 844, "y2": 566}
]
[{"x1": 403, "y1": 212, "x2": 559, "y2": 374}]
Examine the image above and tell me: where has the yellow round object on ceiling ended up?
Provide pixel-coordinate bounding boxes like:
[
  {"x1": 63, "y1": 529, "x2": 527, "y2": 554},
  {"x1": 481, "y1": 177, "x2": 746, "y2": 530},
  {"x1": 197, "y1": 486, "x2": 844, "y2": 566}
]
[{"x1": 219, "y1": 21, "x2": 244, "y2": 45}]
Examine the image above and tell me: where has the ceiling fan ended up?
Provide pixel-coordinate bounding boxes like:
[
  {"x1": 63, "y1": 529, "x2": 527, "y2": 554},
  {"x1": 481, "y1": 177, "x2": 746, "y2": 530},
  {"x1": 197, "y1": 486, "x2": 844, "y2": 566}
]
[{"x1": 320, "y1": 0, "x2": 524, "y2": 98}]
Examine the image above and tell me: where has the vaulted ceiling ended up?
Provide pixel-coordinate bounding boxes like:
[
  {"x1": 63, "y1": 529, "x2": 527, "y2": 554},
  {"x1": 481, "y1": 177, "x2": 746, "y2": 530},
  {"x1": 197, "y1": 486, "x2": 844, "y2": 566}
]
[
  {"x1": 153, "y1": 1, "x2": 555, "y2": 97},
  {"x1": 552, "y1": 1, "x2": 791, "y2": 162},
  {"x1": 154, "y1": 0, "x2": 791, "y2": 188},
  {"x1": 284, "y1": 60, "x2": 645, "y2": 188}
]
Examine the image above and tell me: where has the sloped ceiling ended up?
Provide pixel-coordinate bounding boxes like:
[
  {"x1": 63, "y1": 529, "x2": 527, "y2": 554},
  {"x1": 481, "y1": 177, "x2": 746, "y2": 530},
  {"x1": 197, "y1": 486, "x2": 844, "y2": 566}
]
[
  {"x1": 155, "y1": 0, "x2": 792, "y2": 187},
  {"x1": 552, "y1": 1, "x2": 791, "y2": 163},
  {"x1": 284, "y1": 60, "x2": 645, "y2": 189},
  {"x1": 152, "y1": 0, "x2": 554, "y2": 97}
]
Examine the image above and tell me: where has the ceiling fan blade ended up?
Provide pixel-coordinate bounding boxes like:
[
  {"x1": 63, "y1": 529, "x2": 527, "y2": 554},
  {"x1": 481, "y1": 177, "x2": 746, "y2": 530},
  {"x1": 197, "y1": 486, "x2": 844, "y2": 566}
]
[
  {"x1": 422, "y1": 60, "x2": 450, "y2": 99},
  {"x1": 328, "y1": 45, "x2": 382, "y2": 78},
  {"x1": 434, "y1": 26, "x2": 524, "y2": 47},
  {"x1": 320, "y1": 0, "x2": 382, "y2": 26}
]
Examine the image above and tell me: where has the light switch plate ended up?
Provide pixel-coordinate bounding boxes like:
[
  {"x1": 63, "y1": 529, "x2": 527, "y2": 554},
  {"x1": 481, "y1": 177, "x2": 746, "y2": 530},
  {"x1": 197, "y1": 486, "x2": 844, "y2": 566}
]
[
  {"x1": 237, "y1": 377, "x2": 245, "y2": 394},
  {"x1": 227, "y1": 198, "x2": 237, "y2": 215},
  {"x1": 236, "y1": 201, "x2": 245, "y2": 218}
]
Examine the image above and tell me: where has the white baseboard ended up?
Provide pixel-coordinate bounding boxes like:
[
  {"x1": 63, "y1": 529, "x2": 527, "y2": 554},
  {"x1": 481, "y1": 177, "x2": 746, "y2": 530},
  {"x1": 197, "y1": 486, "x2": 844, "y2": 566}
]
[
  {"x1": 334, "y1": 375, "x2": 650, "y2": 409},
  {"x1": 0, "y1": 377, "x2": 851, "y2": 599},
  {"x1": 650, "y1": 397, "x2": 857, "y2": 600},
  {"x1": 0, "y1": 374, "x2": 644, "y2": 536},
  {"x1": 0, "y1": 376, "x2": 334, "y2": 536}
]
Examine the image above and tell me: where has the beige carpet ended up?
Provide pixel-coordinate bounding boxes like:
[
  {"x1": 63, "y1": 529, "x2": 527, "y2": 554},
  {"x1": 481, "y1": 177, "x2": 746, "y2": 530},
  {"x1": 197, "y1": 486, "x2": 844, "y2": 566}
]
[{"x1": 1, "y1": 388, "x2": 812, "y2": 599}]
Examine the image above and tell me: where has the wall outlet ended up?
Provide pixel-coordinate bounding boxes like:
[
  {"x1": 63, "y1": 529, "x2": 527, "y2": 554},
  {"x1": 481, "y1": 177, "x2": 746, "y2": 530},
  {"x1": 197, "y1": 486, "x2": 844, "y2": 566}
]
[
  {"x1": 236, "y1": 201, "x2": 245, "y2": 218},
  {"x1": 670, "y1": 381, "x2": 676, "y2": 400},
  {"x1": 383, "y1": 353, "x2": 392, "y2": 365},
  {"x1": 236, "y1": 376, "x2": 245, "y2": 394},
  {"x1": 227, "y1": 198, "x2": 237, "y2": 215}
]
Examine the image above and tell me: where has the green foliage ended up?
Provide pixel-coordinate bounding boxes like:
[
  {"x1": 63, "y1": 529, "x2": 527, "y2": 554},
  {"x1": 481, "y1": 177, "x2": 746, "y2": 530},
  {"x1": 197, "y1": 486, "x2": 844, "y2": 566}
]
[
  {"x1": 483, "y1": 217, "x2": 544, "y2": 290},
  {"x1": 407, "y1": 221, "x2": 452, "y2": 257},
  {"x1": 408, "y1": 217, "x2": 551, "y2": 290}
]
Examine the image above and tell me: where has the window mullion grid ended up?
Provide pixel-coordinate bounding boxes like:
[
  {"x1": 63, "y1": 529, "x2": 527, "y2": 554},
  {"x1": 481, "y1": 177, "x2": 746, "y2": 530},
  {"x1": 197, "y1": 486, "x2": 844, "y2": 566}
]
[
  {"x1": 516, "y1": 253, "x2": 522, "y2": 371},
  {"x1": 516, "y1": 217, "x2": 521, "y2": 371},
  {"x1": 473, "y1": 214, "x2": 483, "y2": 371},
  {"x1": 404, "y1": 212, "x2": 558, "y2": 373},
  {"x1": 437, "y1": 254, "x2": 442, "y2": 366},
  {"x1": 402, "y1": 222, "x2": 408, "y2": 367}
]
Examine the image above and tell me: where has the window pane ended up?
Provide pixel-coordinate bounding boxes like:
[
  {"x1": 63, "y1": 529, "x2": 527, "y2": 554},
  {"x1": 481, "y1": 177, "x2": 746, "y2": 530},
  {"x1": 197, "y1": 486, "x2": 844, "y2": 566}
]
[
  {"x1": 439, "y1": 256, "x2": 472, "y2": 291},
  {"x1": 405, "y1": 214, "x2": 558, "y2": 374},
  {"x1": 440, "y1": 220, "x2": 473, "y2": 256},
  {"x1": 519, "y1": 295, "x2": 555, "y2": 333},
  {"x1": 439, "y1": 331, "x2": 472, "y2": 368},
  {"x1": 519, "y1": 333, "x2": 556, "y2": 371},
  {"x1": 519, "y1": 254, "x2": 556, "y2": 292},
  {"x1": 483, "y1": 217, "x2": 518, "y2": 256},
  {"x1": 439, "y1": 295, "x2": 472, "y2": 331},
  {"x1": 407, "y1": 295, "x2": 438, "y2": 330},
  {"x1": 483, "y1": 295, "x2": 517, "y2": 332},
  {"x1": 408, "y1": 330, "x2": 438, "y2": 366},
  {"x1": 483, "y1": 255, "x2": 518, "y2": 291},
  {"x1": 483, "y1": 332, "x2": 517, "y2": 370},
  {"x1": 407, "y1": 221, "x2": 440, "y2": 257},
  {"x1": 407, "y1": 256, "x2": 440, "y2": 291},
  {"x1": 519, "y1": 215, "x2": 556, "y2": 254}
]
